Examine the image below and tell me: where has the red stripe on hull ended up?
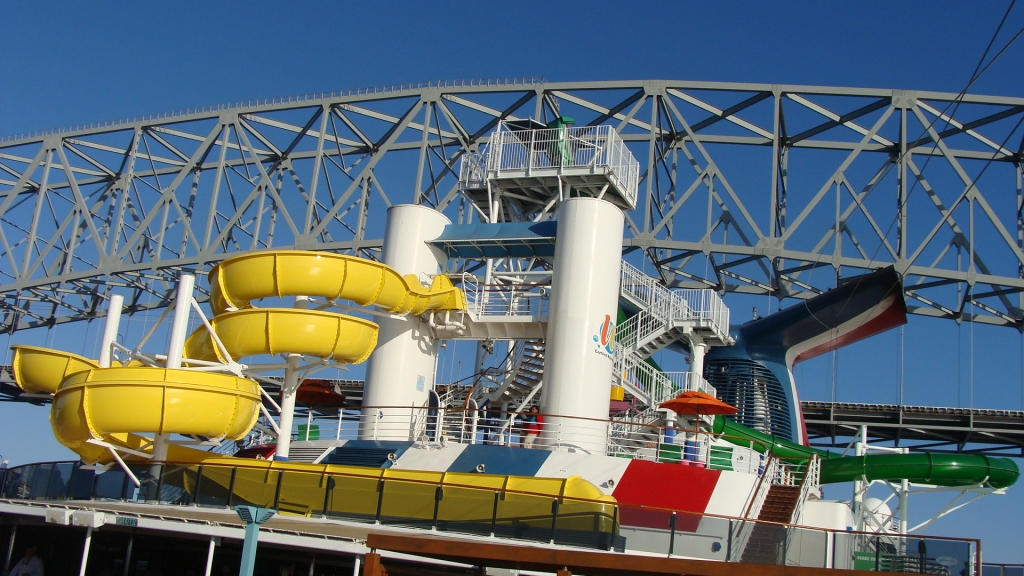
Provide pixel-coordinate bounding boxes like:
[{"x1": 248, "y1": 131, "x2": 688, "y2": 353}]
[
  {"x1": 792, "y1": 298, "x2": 906, "y2": 365},
  {"x1": 612, "y1": 460, "x2": 721, "y2": 531}
]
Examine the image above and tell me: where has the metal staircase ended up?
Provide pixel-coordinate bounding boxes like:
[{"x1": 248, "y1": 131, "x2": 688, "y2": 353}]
[
  {"x1": 613, "y1": 261, "x2": 730, "y2": 409},
  {"x1": 732, "y1": 455, "x2": 822, "y2": 564}
]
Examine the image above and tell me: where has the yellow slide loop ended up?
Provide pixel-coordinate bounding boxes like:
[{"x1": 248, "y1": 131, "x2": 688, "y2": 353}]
[
  {"x1": 51, "y1": 367, "x2": 260, "y2": 464},
  {"x1": 11, "y1": 345, "x2": 99, "y2": 394},
  {"x1": 208, "y1": 250, "x2": 466, "y2": 316},
  {"x1": 183, "y1": 308, "x2": 379, "y2": 364}
]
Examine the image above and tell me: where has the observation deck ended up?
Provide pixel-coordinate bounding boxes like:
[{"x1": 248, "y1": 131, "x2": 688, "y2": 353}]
[{"x1": 460, "y1": 120, "x2": 640, "y2": 214}]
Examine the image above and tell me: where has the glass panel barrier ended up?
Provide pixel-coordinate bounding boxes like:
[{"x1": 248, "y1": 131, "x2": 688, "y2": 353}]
[
  {"x1": 494, "y1": 493, "x2": 558, "y2": 543},
  {"x1": 379, "y1": 478, "x2": 437, "y2": 528},
  {"x1": 230, "y1": 468, "x2": 280, "y2": 508},
  {"x1": 67, "y1": 465, "x2": 96, "y2": 500},
  {"x1": 324, "y1": 474, "x2": 380, "y2": 523},
  {"x1": 435, "y1": 485, "x2": 498, "y2": 537},
  {"x1": 274, "y1": 471, "x2": 326, "y2": 517},
  {"x1": 158, "y1": 464, "x2": 195, "y2": 505},
  {"x1": 195, "y1": 465, "x2": 233, "y2": 507},
  {"x1": 92, "y1": 468, "x2": 129, "y2": 501}
]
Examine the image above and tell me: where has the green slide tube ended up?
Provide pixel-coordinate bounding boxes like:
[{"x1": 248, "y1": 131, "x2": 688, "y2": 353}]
[{"x1": 710, "y1": 416, "x2": 1019, "y2": 489}]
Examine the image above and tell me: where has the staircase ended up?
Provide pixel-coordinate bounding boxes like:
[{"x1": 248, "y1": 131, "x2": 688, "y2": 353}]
[
  {"x1": 732, "y1": 455, "x2": 822, "y2": 565},
  {"x1": 490, "y1": 339, "x2": 545, "y2": 406},
  {"x1": 613, "y1": 262, "x2": 730, "y2": 409}
]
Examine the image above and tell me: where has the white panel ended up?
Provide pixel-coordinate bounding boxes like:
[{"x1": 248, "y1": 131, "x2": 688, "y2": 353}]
[
  {"x1": 362, "y1": 205, "x2": 451, "y2": 439},
  {"x1": 534, "y1": 450, "x2": 632, "y2": 495},
  {"x1": 704, "y1": 470, "x2": 759, "y2": 518},
  {"x1": 391, "y1": 443, "x2": 467, "y2": 472},
  {"x1": 541, "y1": 198, "x2": 624, "y2": 452}
]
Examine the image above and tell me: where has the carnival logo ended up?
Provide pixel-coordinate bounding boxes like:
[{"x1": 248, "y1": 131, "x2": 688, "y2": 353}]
[{"x1": 593, "y1": 314, "x2": 615, "y2": 358}]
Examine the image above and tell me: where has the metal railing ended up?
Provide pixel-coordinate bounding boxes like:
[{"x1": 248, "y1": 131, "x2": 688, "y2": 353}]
[
  {"x1": 0, "y1": 460, "x2": 983, "y2": 571},
  {"x1": 290, "y1": 405, "x2": 755, "y2": 472},
  {"x1": 484, "y1": 124, "x2": 639, "y2": 207},
  {"x1": 459, "y1": 151, "x2": 487, "y2": 189},
  {"x1": 619, "y1": 261, "x2": 731, "y2": 334},
  {"x1": 614, "y1": 353, "x2": 716, "y2": 406},
  {"x1": 462, "y1": 280, "x2": 549, "y2": 318}
]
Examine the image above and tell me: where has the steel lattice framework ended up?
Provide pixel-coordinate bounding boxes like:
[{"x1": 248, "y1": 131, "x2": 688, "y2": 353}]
[{"x1": 1, "y1": 78, "x2": 1023, "y2": 333}]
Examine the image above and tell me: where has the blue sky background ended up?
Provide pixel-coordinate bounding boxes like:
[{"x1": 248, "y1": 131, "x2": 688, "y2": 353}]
[{"x1": 2, "y1": 0, "x2": 1024, "y2": 562}]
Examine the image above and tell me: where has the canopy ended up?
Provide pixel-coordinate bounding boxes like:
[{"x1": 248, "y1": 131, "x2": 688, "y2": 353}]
[{"x1": 658, "y1": 390, "x2": 737, "y2": 416}]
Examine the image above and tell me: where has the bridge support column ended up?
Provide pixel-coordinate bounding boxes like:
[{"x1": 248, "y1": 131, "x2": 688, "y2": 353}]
[{"x1": 362, "y1": 205, "x2": 450, "y2": 439}]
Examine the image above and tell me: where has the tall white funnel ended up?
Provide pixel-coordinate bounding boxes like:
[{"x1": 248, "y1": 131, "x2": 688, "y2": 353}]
[
  {"x1": 541, "y1": 197, "x2": 624, "y2": 453},
  {"x1": 361, "y1": 204, "x2": 450, "y2": 439}
]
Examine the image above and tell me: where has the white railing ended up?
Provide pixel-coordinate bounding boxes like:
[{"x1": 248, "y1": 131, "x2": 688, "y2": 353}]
[
  {"x1": 458, "y1": 151, "x2": 487, "y2": 189},
  {"x1": 619, "y1": 261, "x2": 730, "y2": 334},
  {"x1": 791, "y1": 455, "x2": 821, "y2": 525},
  {"x1": 615, "y1": 353, "x2": 715, "y2": 406},
  {"x1": 485, "y1": 124, "x2": 639, "y2": 207},
  {"x1": 745, "y1": 456, "x2": 783, "y2": 520},
  {"x1": 462, "y1": 279, "x2": 549, "y2": 318},
  {"x1": 288, "y1": 405, "x2": 762, "y2": 475}
]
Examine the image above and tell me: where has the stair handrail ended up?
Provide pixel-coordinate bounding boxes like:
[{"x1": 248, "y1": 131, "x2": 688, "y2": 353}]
[
  {"x1": 790, "y1": 454, "x2": 821, "y2": 525},
  {"x1": 613, "y1": 352, "x2": 716, "y2": 407},
  {"x1": 744, "y1": 455, "x2": 781, "y2": 520}
]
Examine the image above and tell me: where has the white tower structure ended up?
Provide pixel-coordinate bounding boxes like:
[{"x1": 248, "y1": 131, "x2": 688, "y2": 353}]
[
  {"x1": 540, "y1": 197, "x2": 625, "y2": 453},
  {"x1": 361, "y1": 204, "x2": 450, "y2": 439}
]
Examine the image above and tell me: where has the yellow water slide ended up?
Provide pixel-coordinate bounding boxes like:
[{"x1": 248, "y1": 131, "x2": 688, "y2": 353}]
[
  {"x1": 184, "y1": 251, "x2": 466, "y2": 363},
  {"x1": 12, "y1": 345, "x2": 259, "y2": 464},
  {"x1": 12, "y1": 250, "x2": 467, "y2": 464}
]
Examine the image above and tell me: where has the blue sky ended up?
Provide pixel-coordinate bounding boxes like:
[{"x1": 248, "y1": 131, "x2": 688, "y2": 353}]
[{"x1": 2, "y1": 0, "x2": 1024, "y2": 562}]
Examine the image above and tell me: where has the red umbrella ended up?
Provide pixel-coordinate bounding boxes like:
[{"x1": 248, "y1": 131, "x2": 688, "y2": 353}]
[
  {"x1": 658, "y1": 390, "x2": 737, "y2": 416},
  {"x1": 290, "y1": 379, "x2": 347, "y2": 407}
]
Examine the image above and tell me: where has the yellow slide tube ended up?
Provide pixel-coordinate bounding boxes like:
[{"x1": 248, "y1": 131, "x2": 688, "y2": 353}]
[
  {"x1": 50, "y1": 367, "x2": 260, "y2": 463},
  {"x1": 11, "y1": 345, "x2": 99, "y2": 394},
  {"x1": 183, "y1": 308, "x2": 379, "y2": 364},
  {"x1": 208, "y1": 250, "x2": 466, "y2": 315}
]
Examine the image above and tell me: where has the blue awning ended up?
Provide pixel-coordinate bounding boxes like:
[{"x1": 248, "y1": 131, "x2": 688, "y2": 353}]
[{"x1": 430, "y1": 221, "x2": 557, "y2": 258}]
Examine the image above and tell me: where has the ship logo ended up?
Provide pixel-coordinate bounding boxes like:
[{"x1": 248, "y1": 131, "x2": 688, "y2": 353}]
[{"x1": 593, "y1": 314, "x2": 615, "y2": 358}]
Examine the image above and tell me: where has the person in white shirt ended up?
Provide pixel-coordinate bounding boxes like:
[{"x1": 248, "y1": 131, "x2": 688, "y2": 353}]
[{"x1": 8, "y1": 545, "x2": 43, "y2": 576}]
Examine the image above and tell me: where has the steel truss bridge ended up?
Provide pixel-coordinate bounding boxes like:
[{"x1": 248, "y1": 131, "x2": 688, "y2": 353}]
[{"x1": 1, "y1": 78, "x2": 1024, "y2": 333}]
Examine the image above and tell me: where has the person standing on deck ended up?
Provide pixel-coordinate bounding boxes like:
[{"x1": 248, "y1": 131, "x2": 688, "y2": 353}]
[{"x1": 522, "y1": 405, "x2": 544, "y2": 448}]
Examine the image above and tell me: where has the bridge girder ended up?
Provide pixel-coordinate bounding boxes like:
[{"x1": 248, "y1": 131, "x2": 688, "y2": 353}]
[{"x1": 1, "y1": 79, "x2": 1023, "y2": 332}]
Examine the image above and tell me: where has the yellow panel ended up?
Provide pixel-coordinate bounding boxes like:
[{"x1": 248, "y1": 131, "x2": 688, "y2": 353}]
[
  {"x1": 380, "y1": 478, "x2": 436, "y2": 521},
  {"x1": 12, "y1": 345, "x2": 99, "y2": 394},
  {"x1": 609, "y1": 385, "x2": 625, "y2": 401},
  {"x1": 275, "y1": 471, "x2": 327, "y2": 517},
  {"x1": 231, "y1": 468, "x2": 280, "y2": 508},
  {"x1": 325, "y1": 474, "x2": 381, "y2": 520}
]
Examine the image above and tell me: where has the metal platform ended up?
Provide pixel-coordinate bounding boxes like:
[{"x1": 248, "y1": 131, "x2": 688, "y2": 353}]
[{"x1": 802, "y1": 401, "x2": 1024, "y2": 457}]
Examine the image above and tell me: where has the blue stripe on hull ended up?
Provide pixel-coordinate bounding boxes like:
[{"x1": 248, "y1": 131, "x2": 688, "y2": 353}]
[{"x1": 447, "y1": 445, "x2": 551, "y2": 475}]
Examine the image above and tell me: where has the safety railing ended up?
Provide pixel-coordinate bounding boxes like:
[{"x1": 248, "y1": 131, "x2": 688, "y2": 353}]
[
  {"x1": 290, "y1": 405, "x2": 753, "y2": 473},
  {"x1": 458, "y1": 151, "x2": 487, "y2": 189},
  {"x1": 484, "y1": 124, "x2": 639, "y2": 207},
  {"x1": 462, "y1": 280, "x2": 549, "y2": 318},
  {"x1": 0, "y1": 459, "x2": 620, "y2": 552},
  {"x1": 619, "y1": 261, "x2": 730, "y2": 336},
  {"x1": 0, "y1": 460, "x2": 983, "y2": 572},
  {"x1": 614, "y1": 353, "x2": 716, "y2": 406}
]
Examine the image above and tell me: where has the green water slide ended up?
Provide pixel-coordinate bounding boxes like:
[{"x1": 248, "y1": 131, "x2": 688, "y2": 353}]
[{"x1": 710, "y1": 416, "x2": 1020, "y2": 490}]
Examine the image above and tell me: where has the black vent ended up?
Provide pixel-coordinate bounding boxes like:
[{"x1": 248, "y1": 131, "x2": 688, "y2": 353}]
[
  {"x1": 704, "y1": 358, "x2": 792, "y2": 439},
  {"x1": 323, "y1": 447, "x2": 394, "y2": 468}
]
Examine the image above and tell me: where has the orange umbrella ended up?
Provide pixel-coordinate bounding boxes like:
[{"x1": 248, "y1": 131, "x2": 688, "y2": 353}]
[{"x1": 658, "y1": 390, "x2": 737, "y2": 416}]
